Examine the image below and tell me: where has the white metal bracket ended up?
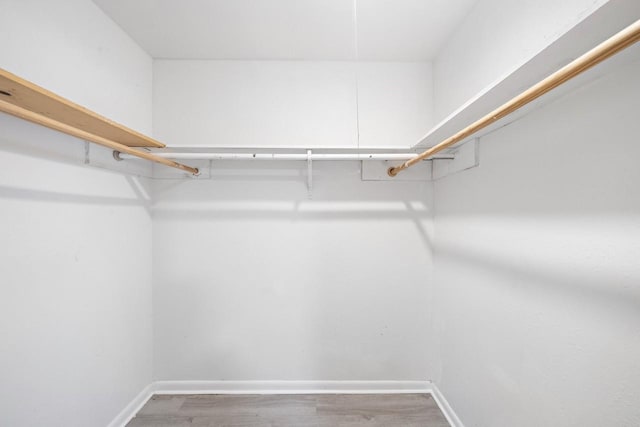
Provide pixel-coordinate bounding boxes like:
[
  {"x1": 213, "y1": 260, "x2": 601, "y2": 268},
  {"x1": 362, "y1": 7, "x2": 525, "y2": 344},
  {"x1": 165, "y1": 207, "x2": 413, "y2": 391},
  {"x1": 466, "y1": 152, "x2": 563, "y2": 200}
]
[
  {"x1": 84, "y1": 141, "x2": 90, "y2": 164},
  {"x1": 84, "y1": 141, "x2": 154, "y2": 177},
  {"x1": 432, "y1": 137, "x2": 480, "y2": 180},
  {"x1": 361, "y1": 158, "x2": 436, "y2": 181},
  {"x1": 307, "y1": 149, "x2": 313, "y2": 199}
]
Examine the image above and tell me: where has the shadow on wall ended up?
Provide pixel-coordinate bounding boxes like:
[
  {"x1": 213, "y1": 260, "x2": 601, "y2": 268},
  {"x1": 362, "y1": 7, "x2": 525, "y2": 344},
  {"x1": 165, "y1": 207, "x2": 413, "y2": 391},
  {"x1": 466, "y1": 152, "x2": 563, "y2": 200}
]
[
  {"x1": 0, "y1": 114, "x2": 89, "y2": 165},
  {"x1": 0, "y1": 175, "x2": 152, "y2": 218},
  {"x1": 0, "y1": 179, "x2": 148, "y2": 208},
  {"x1": 151, "y1": 161, "x2": 435, "y2": 252},
  {"x1": 436, "y1": 241, "x2": 640, "y2": 316},
  {"x1": 428, "y1": 59, "x2": 640, "y2": 427},
  {"x1": 432, "y1": 57, "x2": 640, "y2": 324},
  {"x1": 152, "y1": 199, "x2": 434, "y2": 254},
  {"x1": 0, "y1": 114, "x2": 153, "y2": 213}
]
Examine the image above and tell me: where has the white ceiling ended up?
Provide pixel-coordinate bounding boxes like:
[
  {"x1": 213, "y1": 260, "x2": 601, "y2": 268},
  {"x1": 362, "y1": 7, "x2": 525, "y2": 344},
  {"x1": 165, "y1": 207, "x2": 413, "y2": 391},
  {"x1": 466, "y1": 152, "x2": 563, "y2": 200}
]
[{"x1": 93, "y1": 0, "x2": 476, "y2": 61}]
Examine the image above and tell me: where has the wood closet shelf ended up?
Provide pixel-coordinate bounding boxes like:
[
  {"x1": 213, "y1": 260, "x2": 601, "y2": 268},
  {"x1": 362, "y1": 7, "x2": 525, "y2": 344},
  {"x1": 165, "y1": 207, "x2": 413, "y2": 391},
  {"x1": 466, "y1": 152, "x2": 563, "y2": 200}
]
[{"x1": 0, "y1": 68, "x2": 164, "y2": 148}]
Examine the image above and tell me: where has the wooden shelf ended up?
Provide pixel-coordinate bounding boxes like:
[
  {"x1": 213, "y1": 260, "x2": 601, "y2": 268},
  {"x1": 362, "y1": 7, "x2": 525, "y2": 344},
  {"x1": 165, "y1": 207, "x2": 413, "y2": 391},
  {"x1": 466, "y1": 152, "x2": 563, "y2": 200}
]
[
  {"x1": 0, "y1": 68, "x2": 164, "y2": 148},
  {"x1": 413, "y1": 0, "x2": 640, "y2": 151},
  {"x1": 0, "y1": 68, "x2": 199, "y2": 174}
]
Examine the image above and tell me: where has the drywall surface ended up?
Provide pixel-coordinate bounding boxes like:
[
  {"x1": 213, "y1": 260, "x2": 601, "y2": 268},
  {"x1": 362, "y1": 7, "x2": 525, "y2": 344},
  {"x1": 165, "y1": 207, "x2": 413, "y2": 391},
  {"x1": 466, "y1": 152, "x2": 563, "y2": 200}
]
[
  {"x1": 432, "y1": 59, "x2": 640, "y2": 426},
  {"x1": 153, "y1": 60, "x2": 432, "y2": 149},
  {"x1": 0, "y1": 1, "x2": 154, "y2": 426},
  {"x1": 152, "y1": 163, "x2": 437, "y2": 380},
  {"x1": 432, "y1": 0, "x2": 608, "y2": 122}
]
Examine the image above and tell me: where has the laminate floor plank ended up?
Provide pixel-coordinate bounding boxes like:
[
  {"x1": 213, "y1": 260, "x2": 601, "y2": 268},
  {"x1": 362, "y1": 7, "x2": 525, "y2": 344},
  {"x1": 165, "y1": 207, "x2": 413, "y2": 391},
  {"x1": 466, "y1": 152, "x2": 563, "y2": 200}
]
[
  {"x1": 179, "y1": 394, "x2": 317, "y2": 417},
  {"x1": 138, "y1": 395, "x2": 186, "y2": 416},
  {"x1": 126, "y1": 393, "x2": 450, "y2": 427}
]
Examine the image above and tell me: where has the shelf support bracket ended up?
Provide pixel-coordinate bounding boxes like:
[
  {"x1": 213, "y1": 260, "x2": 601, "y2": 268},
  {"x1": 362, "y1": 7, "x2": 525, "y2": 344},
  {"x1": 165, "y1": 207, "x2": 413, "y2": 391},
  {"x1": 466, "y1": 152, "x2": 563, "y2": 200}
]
[{"x1": 307, "y1": 149, "x2": 313, "y2": 199}]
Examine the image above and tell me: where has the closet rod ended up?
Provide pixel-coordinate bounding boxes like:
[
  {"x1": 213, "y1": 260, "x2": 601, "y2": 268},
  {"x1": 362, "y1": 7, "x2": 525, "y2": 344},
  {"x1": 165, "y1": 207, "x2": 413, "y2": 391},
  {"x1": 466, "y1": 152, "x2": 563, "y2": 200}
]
[
  {"x1": 0, "y1": 99, "x2": 199, "y2": 175},
  {"x1": 388, "y1": 18, "x2": 640, "y2": 177},
  {"x1": 116, "y1": 151, "x2": 456, "y2": 161}
]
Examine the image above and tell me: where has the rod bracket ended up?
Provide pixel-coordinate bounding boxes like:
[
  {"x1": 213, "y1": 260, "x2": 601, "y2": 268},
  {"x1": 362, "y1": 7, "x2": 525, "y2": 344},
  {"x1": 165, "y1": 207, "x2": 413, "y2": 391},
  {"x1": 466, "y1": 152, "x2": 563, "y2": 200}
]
[{"x1": 307, "y1": 149, "x2": 313, "y2": 198}]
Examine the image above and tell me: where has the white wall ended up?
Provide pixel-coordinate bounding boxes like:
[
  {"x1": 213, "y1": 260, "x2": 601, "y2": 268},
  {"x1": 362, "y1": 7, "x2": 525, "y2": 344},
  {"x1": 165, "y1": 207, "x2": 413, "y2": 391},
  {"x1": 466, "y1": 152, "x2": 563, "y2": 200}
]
[
  {"x1": 432, "y1": 0, "x2": 607, "y2": 122},
  {"x1": 151, "y1": 162, "x2": 437, "y2": 381},
  {"x1": 153, "y1": 60, "x2": 432, "y2": 149},
  {"x1": 0, "y1": 1, "x2": 154, "y2": 426},
  {"x1": 150, "y1": 36, "x2": 437, "y2": 383},
  {"x1": 432, "y1": 58, "x2": 640, "y2": 427}
]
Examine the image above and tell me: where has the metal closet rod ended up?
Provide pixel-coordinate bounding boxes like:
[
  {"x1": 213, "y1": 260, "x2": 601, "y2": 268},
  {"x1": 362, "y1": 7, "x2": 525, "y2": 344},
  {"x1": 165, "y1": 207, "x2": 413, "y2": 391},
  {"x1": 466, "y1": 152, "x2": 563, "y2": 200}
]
[
  {"x1": 0, "y1": 100, "x2": 199, "y2": 175},
  {"x1": 116, "y1": 151, "x2": 456, "y2": 161},
  {"x1": 388, "y1": 18, "x2": 640, "y2": 177}
]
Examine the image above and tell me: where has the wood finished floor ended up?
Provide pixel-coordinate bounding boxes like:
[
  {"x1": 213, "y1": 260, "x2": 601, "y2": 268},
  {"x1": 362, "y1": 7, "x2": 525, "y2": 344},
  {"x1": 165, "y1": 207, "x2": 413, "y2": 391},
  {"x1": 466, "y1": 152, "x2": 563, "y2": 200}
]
[{"x1": 126, "y1": 393, "x2": 451, "y2": 427}]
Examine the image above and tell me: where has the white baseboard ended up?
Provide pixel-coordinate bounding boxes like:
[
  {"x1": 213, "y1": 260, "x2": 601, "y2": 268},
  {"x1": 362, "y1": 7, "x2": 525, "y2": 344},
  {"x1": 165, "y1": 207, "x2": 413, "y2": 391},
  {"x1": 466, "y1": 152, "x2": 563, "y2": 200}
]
[
  {"x1": 109, "y1": 380, "x2": 464, "y2": 427},
  {"x1": 106, "y1": 383, "x2": 156, "y2": 427},
  {"x1": 153, "y1": 380, "x2": 431, "y2": 395},
  {"x1": 430, "y1": 383, "x2": 465, "y2": 427}
]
